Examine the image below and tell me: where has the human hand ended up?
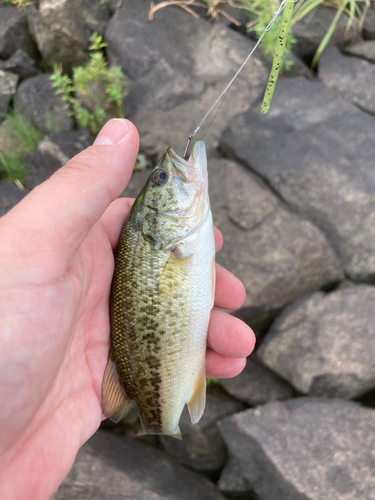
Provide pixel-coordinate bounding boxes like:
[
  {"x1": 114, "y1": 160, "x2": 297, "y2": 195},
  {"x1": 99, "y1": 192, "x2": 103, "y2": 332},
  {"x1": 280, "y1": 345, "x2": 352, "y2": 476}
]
[{"x1": 0, "y1": 119, "x2": 255, "y2": 499}]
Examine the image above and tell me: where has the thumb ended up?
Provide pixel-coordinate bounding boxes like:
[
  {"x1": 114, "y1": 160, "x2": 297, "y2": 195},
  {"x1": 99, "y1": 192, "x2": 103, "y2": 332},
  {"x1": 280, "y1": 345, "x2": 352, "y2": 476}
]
[{"x1": 2, "y1": 119, "x2": 139, "y2": 269}]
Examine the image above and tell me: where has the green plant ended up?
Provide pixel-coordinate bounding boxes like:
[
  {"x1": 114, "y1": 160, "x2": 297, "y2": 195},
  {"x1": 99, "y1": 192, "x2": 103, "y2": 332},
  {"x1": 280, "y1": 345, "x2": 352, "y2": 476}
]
[
  {"x1": 241, "y1": 0, "x2": 296, "y2": 66},
  {"x1": 0, "y1": 153, "x2": 26, "y2": 187},
  {"x1": 293, "y1": 0, "x2": 369, "y2": 68},
  {"x1": 50, "y1": 33, "x2": 128, "y2": 135},
  {"x1": 3, "y1": 0, "x2": 34, "y2": 7},
  {"x1": 6, "y1": 110, "x2": 43, "y2": 150},
  {"x1": 206, "y1": 378, "x2": 219, "y2": 386},
  {"x1": 0, "y1": 111, "x2": 42, "y2": 185}
]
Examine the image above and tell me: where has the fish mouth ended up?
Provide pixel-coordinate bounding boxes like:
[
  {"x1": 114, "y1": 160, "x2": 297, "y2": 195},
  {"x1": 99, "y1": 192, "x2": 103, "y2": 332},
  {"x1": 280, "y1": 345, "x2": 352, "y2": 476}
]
[
  {"x1": 166, "y1": 141, "x2": 207, "y2": 183},
  {"x1": 163, "y1": 141, "x2": 209, "y2": 231}
]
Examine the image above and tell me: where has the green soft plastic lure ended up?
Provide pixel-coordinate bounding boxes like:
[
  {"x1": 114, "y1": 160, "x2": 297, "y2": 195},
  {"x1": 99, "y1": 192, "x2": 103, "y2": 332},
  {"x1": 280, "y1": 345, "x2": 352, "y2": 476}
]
[{"x1": 261, "y1": 0, "x2": 294, "y2": 114}]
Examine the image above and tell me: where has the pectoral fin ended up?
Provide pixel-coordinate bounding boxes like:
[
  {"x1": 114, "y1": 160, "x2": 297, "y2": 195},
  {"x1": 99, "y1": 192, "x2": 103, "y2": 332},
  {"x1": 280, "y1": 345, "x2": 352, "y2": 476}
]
[
  {"x1": 187, "y1": 368, "x2": 206, "y2": 425},
  {"x1": 159, "y1": 249, "x2": 192, "y2": 297},
  {"x1": 102, "y1": 349, "x2": 131, "y2": 423}
]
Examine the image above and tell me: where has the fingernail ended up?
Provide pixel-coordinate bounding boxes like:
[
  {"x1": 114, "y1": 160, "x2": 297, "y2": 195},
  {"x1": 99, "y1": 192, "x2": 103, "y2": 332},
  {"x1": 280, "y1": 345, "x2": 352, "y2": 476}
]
[{"x1": 94, "y1": 119, "x2": 130, "y2": 146}]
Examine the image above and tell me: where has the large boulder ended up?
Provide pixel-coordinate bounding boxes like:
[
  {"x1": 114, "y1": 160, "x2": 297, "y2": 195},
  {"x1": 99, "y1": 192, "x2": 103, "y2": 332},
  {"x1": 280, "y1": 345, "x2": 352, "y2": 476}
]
[
  {"x1": 0, "y1": 49, "x2": 40, "y2": 80},
  {"x1": 26, "y1": 0, "x2": 110, "y2": 70},
  {"x1": 218, "y1": 399, "x2": 375, "y2": 500},
  {"x1": 208, "y1": 158, "x2": 342, "y2": 325},
  {"x1": 15, "y1": 74, "x2": 73, "y2": 135},
  {"x1": 220, "y1": 355, "x2": 294, "y2": 407},
  {"x1": 160, "y1": 392, "x2": 244, "y2": 473},
  {"x1": 52, "y1": 430, "x2": 226, "y2": 500},
  {"x1": 319, "y1": 47, "x2": 375, "y2": 115},
  {"x1": 344, "y1": 39, "x2": 375, "y2": 63},
  {"x1": 292, "y1": 5, "x2": 359, "y2": 61},
  {"x1": 217, "y1": 455, "x2": 258, "y2": 499},
  {"x1": 220, "y1": 77, "x2": 375, "y2": 282},
  {"x1": 257, "y1": 285, "x2": 375, "y2": 399},
  {"x1": 0, "y1": 69, "x2": 18, "y2": 119},
  {"x1": 105, "y1": 1, "x2": 269, "y2": 157},
  {"x1": 0, "y1": 6, "x2": 37, "y2": 60}
]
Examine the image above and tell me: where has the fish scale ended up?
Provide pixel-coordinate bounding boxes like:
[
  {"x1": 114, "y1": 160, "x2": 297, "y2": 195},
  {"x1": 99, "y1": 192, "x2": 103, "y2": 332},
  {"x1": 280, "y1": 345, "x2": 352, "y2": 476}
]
[{"x1": 102, "y1": 141, "x2": 215, "y2": 437}]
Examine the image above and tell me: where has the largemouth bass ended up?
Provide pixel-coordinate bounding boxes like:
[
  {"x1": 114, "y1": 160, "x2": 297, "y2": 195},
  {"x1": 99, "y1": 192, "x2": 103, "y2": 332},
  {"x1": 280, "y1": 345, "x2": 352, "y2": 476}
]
[{"x1": 102, "y1": 141, "x2": 215, "y2": 438}]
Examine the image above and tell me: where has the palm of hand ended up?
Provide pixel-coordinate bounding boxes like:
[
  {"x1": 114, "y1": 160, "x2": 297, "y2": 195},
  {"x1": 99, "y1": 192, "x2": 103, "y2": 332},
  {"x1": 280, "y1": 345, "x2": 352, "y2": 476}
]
[{"x1": 0, "y1": 214, "x2": 114, "y2": 492}]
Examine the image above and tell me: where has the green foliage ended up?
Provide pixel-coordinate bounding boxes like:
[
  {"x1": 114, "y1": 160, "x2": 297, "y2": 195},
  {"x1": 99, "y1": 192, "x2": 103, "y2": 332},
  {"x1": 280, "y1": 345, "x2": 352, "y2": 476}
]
[
  {"x1": 50, "y1": 33, "x2": 128, "y2": 135},
  {"x1": 0, "y1": 111, "x2": 42, "y2": 185},
  {"x1": 206, "y1": 378, "x2": 219, "y2": 386},
  {"x1": 293, "y1": 0, "x2": 369, "y2": 68},
  {"x1": 0, "y1": 153, "x2": 26, "y2": 186},
  {"x1": 240, "y1": 0, "x2": 296, "y2": 68},
  {"x1": 6, "y1": 110, "x2": 42, "y2": 150},
  {"x1": 3, "y1": 0, "x2": 34, "y2": 7}
]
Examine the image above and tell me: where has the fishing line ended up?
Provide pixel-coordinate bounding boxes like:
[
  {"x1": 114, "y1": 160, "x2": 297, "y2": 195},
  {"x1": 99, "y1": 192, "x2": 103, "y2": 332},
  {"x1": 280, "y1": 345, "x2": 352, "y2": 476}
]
[{"x1": 184, "y1": 0, "x2": 295, "y2": 158}]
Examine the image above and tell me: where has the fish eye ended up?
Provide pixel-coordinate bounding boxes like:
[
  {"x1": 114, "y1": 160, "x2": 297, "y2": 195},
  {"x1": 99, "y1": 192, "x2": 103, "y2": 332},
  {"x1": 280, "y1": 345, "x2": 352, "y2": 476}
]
[{"x1": 152, "y1": 169, "x2": 168, "y2": 186}]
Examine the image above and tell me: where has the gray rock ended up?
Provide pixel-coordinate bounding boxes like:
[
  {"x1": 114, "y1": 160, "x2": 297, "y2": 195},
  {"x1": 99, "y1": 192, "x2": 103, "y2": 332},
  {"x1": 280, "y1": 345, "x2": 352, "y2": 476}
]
[
  {"x1": 0, "y1": 182, "x2": 26, "y2": 216},
  {"x1": 220, "y1": 355, "x2": 294, "y2": 407},
  {"x1": 292, "y1": 5, "x2": 359, "y2": 61},
  {"x1": 26, "y1": 0, "x2": 110, "y2": 70},
  {"x1": 25, "y1": 130, "x2": 91, "y2": 189},
  {"x1": 15, "y1": 74, "x2": 73, "y2": 135},
  {"x1": 0, "y1": 7, "x2": 37, "y2": 60},
  {"x1": 0, "y1": 48, "x2": 40, "y2": 80},
  {"x1": 53, "y1": 430, "x2": 226, "y2": 500},
  {"x1": 51, "y1": 129, "x2": 91, "y2": 159},
  {"x1": 218, "y1": 398, "x2": 375, "y2": 500},
  {"x1": 218, "y1": 455, "x2": 258, "y2": 499},
  {"x1": 280, "y1": 52, "x2": 314, "y2": 79},
  {"x1": 220, "y1": 77, "x2": 375, "y2": 282},
  {"x1": 344, "y1": 39, "x2": 375, "y2": 63},
  {"x1": 208, "y1": 158, "x2": 343, "y2": 323},
  {"x1": 363, "y1": 7, "x2": 375, "y2": 40},
  {"x1": 0, "y1": 69, "x2": 18, "y2": 118},
  {"x1": 106, "y1": 2, "x2": 269, "y2": 157},
  {"x1": 160, "y1": 393, "x2": 244, "y2": 473},
  {"x1": 25, "y1": 5, "x2": 60, "y2": 71},
  {"x1": 258, "y1": 285, "x2": 375, "y2": 399},
  {"x1": 319, "y1": 47, "x2": 375, "y2": 115}
]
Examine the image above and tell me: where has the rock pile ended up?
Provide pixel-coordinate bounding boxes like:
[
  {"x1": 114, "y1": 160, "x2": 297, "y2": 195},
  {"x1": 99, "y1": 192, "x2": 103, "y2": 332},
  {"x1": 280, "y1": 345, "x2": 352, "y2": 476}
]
[{"x1": 1, "y1": 1, "x2": 375, "y2": 499}]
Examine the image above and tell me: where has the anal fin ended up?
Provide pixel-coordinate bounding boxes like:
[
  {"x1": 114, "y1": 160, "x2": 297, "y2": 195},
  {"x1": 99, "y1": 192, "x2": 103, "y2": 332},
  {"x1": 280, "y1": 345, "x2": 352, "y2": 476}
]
[
  {"x1": 101, "y1": 349, "x2": 131, "y2": 423},
  {"x1": 187, "y1": 368, "x2": 206, "y2": 425}
]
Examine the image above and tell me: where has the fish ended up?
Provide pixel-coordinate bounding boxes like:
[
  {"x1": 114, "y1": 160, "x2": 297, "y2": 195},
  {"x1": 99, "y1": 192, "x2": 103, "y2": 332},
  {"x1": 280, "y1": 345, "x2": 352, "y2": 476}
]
[{"x1": 101, "y1": 140, "x2": 215, "y2": 438}]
